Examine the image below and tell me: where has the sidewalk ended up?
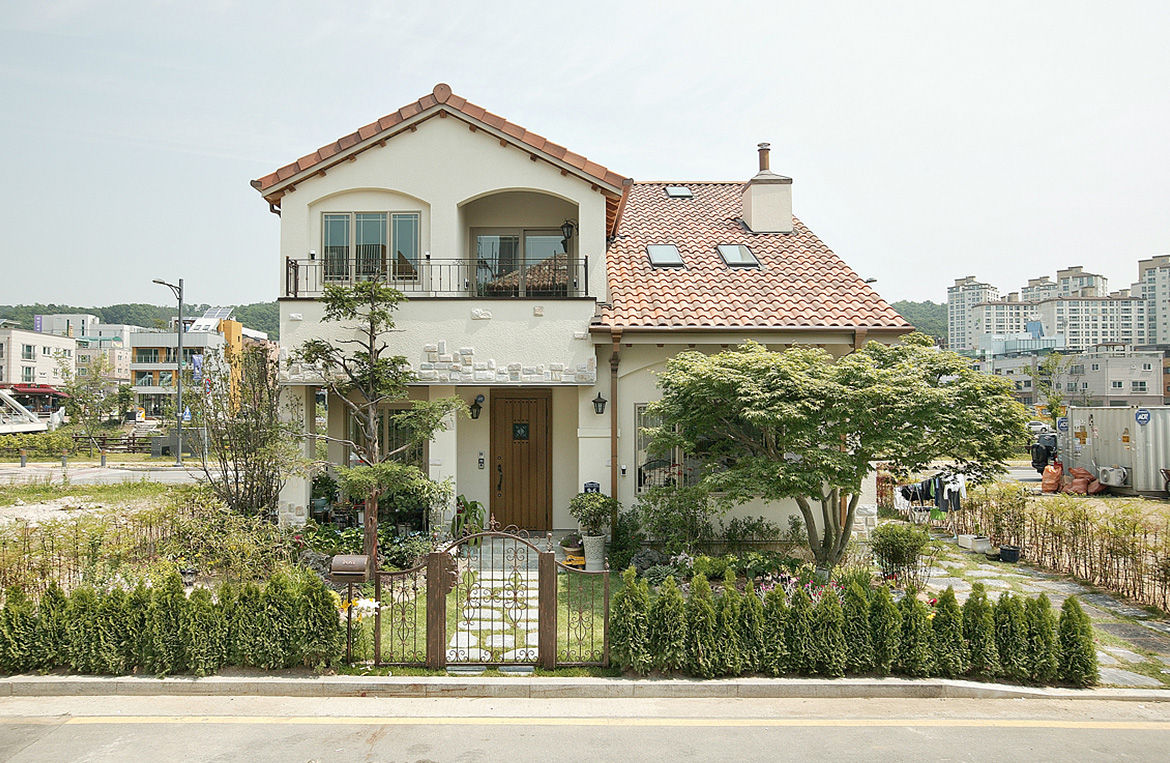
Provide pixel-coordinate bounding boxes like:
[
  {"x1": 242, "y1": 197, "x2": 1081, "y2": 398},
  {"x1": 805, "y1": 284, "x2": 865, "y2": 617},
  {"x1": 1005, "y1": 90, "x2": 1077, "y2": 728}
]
[
  {"x1": 923, "y1": 536, "x2": 1170, "y2": 689},
  {"x1": 0, "y1": 463, "x2": 207, "y2": 486},
  {"x1": 1, "y1": 674, "x2": 1167, "y2": 701}
]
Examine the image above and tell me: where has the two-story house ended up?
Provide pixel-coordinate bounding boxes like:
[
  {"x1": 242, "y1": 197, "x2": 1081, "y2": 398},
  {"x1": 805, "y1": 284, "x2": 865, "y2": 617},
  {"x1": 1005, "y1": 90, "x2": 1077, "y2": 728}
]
[{"x1": 255, "y1": 84, "x2": 911, "y2": 529}]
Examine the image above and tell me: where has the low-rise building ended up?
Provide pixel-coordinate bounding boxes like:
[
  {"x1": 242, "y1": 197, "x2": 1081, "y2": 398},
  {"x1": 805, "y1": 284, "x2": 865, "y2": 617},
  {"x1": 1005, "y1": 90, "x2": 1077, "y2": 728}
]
[
  {"x1": 975, "y1": 345, "x2": 1162, "y2": 410},
  {"x1": 0, "y1": 327, "x2": 75, "y2": 387},
  {"x1": 75, "y1": 337, "x2": 131, "y2": 384},
  {"x1": 129, "y1": 308, "x2": 244, "y2": 417}
]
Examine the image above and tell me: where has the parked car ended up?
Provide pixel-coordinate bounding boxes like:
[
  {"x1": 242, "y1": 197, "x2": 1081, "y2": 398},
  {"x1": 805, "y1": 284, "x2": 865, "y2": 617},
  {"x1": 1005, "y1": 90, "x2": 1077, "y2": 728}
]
[{"x1": 1026, "y1": 420, "x2": 1052, "y2": 435}]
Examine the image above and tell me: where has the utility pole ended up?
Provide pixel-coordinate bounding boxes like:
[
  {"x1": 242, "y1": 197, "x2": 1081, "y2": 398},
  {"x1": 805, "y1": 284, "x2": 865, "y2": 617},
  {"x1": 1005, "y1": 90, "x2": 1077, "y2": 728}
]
[{"x1": 153, "y1": 278, "x2": 184, "y2": 466}]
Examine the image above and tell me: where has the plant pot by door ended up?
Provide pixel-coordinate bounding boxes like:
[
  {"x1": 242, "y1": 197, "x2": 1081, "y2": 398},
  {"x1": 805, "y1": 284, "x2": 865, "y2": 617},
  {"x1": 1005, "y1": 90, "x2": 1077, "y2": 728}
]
[{"x1": 582, "y1": 533, "x2": 606, "y2": 572}]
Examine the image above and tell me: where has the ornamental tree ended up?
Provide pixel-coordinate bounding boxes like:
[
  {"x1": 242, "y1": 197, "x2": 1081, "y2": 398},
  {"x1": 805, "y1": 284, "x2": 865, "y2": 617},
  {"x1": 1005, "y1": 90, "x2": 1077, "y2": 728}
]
[
  {"x1": 649, "y1": 333, "x2": 1028, "y2": 575},
  {"x1": 296, "y1": 279, "x2": 463, "y2": 571}
]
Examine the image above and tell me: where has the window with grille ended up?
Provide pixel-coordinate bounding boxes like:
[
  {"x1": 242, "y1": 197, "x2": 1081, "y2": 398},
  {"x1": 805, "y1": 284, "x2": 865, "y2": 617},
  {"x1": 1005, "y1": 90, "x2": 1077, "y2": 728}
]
[{"x1": 635, "y1": 403, "x2": 701, "y2": 493}]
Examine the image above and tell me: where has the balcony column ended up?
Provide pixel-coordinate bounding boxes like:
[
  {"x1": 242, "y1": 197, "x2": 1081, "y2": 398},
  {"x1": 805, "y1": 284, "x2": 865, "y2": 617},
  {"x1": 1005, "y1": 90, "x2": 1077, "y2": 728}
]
[
  {"x1": 277, "y1": 384, "x2": 315, "y2": 525},
  {"x1": 428, "y1": 384, "x2": 459, "y2": 530}
]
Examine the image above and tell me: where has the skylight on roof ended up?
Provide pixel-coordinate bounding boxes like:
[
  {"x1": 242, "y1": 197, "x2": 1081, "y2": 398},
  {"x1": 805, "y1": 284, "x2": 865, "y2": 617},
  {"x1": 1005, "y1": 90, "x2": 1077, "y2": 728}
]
[
  {"x1": 664, "y1": 186, "x2": 693, "y2": 198},
  {"x1": 717, "y1": 244, "x2": 759, "y2": 268},
  {"x1": 647, "y1": 245, "x2": 684, "y2": 267}
]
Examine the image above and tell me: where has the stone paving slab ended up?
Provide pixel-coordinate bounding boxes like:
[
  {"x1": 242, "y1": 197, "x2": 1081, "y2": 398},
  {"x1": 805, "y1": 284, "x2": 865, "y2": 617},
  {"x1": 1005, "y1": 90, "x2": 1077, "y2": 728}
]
[
  {"x1": 1098, "y1": 667, "x2": 1164, "y2": 688},
  {"x1": 1103, "y1": 646, "x2": 1148, "y2": 664},
  {"x1": 1096, "y1": 622, "x2": 1170, "y2": 657},
  {"x1": 1081, "y1": 593, "x2": 1153, "y2": 620},
  {"x1": 1096, "y1": 650, "x2": 1121, "y2": 666}
]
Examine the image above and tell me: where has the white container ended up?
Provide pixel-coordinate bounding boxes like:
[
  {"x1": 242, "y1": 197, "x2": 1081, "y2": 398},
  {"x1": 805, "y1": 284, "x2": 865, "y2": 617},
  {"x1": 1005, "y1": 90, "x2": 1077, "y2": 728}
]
[
  {"x1": 957, "y1": 534, "x2": 976, "y2": 549},
  {"x1": 582, "y1": 533, "x2": 606, "y2": 572},
  {"x1": 971, "y1": 536, "x2": 992, "y2": 554}
]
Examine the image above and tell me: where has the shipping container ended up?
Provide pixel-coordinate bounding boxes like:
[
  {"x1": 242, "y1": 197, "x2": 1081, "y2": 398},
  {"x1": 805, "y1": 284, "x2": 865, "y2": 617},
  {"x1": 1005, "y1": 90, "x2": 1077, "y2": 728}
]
[{"x1": 1057, "y1": 405, "x2": 1170, "y2": 494}]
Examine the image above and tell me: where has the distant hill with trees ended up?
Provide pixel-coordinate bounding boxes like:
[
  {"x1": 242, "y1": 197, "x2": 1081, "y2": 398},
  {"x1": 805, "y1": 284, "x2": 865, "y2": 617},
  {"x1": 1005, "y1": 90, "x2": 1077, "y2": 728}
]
[
  {"x1": 890, "y1": 300, "x2": 947, "y2": 345},
  {"x1": 0, "y1": 302, "x2": 279, "y2": 339}
]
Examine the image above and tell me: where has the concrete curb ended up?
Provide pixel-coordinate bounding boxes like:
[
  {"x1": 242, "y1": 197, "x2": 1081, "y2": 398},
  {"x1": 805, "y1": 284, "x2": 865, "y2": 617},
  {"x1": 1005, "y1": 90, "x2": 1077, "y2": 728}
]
[{"x1": 1, "y1": 675, "x2": 1167, "y2": 701}]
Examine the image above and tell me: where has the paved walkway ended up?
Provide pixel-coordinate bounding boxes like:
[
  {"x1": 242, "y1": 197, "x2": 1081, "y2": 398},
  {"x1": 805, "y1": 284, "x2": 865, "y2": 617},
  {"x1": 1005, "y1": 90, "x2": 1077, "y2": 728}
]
[
  {"x1": 446, "y1": 536, "x2": 542, "y2": 664},
  {"x1": 923, "y1": 537, "x2": 1170, "y2": 689}
]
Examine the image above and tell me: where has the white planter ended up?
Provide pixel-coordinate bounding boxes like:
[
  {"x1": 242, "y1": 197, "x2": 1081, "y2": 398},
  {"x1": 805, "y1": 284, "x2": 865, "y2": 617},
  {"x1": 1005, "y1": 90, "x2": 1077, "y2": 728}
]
[
  {"x1": 971, "y1": 536, "x2": 993, "y2": 554},
  {"x1": 582, "y1": 533, "x2": 606, "y2": 572},
  {"x1": 957, "y1": 534, "x2": 976, "y2": 549}
]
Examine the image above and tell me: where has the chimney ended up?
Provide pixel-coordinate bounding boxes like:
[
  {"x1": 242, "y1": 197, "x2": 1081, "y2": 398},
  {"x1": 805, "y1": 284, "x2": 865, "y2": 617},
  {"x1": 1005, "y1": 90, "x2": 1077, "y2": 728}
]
[{"x1": 741, "y1": 142, "x2": 793, "y2": 233}]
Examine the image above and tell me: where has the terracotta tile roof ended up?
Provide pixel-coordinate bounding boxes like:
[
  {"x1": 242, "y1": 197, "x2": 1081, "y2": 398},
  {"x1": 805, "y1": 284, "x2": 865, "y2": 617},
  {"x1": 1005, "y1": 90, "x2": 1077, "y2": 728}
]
[
  {"x1": 251, "y1": 83, "x2": 628, "y2": 198},
  {"x1": 602, "y1": 182, "x2": 911, "y2": 331}
]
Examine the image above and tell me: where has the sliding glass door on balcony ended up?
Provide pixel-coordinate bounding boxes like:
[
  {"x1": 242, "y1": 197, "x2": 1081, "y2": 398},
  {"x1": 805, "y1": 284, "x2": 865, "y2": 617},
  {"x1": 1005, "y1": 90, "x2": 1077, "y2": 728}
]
[{"x1": 474, "y1": 229, "x2": 571, "y2": 297}]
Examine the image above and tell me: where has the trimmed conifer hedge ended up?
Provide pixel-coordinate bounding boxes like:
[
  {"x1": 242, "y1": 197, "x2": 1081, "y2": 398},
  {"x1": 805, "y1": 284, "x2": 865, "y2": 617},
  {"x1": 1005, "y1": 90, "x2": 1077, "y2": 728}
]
[
  {"x1": 0, "y1": 570, "x2": 343, "y2": 676},
  {"x1": 610, "y1": 571, "x2": 1099, "y2": 686}
]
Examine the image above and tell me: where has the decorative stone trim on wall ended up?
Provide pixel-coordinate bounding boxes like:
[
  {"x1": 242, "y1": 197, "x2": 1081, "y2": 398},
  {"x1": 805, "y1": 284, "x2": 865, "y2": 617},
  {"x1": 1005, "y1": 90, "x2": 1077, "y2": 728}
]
[{"x1": 414, "y1": 341, "x2": 596, "y2": 385}]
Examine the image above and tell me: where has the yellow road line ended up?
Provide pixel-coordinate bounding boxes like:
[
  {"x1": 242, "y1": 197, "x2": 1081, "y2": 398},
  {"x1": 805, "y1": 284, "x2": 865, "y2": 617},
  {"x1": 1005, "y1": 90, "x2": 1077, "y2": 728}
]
[{"x1": 0, "y1": 716, "x2": 1164, "y2": 730}]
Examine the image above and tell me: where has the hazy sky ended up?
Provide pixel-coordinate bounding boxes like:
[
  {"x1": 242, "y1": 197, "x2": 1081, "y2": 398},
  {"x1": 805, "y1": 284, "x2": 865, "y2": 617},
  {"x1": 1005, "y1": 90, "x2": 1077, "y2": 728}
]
[{"x1": 2, "y1": 1, "x2": 1168, "y2": 308}]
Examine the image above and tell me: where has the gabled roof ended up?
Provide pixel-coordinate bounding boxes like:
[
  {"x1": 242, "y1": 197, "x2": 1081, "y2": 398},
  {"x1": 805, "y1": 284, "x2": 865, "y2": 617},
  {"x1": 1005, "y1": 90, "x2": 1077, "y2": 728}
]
[
  {"x1": 601, "y1": 182, "x2": 911, "y2": 332},
  {"x1": 251, "y1": 83, "x2": 630, "y2": 231}
]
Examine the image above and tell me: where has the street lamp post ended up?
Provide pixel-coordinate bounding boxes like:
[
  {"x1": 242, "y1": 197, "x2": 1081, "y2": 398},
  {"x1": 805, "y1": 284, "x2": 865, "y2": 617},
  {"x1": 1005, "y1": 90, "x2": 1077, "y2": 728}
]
[{"x1": 153, "y1": 278, "x2": 184, "y2": 466}]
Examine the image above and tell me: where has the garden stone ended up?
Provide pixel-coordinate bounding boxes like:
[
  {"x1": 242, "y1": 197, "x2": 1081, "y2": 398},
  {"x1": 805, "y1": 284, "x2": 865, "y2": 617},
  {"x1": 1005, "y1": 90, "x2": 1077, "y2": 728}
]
[
  {"x1": 979, "y1": 579, "x2": 1010, "y2": 589},
  {"x1": 1081, "y1": 593, "x2": 1152, "y2": 620},
  {"x1": 936, "y1": 560, "x2": 965, "y2": 569},
  {"x1": 461, "y1": 608, "x2": 506, "y2": 621},
  {"x1": 925, "y1": 567, "x2": 950, "y2": 579},
  {"x1": 1095, "y1": 622, "x2": 1170, "y2": 656},
  {"x1": 447, "y1": 632, "x2": 478, "y2": 648},
  {"x1": 967, "y1": 570, "x2": 1007, "y2": 579},
  {"x1": 1102, "y1": 646, "x2": 1147, "y2": 664},
  {"x1": 482, "y1": 634, "x2": 516, "y2": 648},
  {"x1": 447, "y1": 647, "x2": 492, "y2": 662},
  {"x1": 1095, "y1": 650, "x2": 1120, "y2": 666},
  {"x1": 502, "y1": 647, "x2": 540, "y2": 661},
  {"x1": 1098, "y1": 667, "x2": 1163, "y2": 687},
  {"x1": 1033, "y1": 580, "x2": 1089, "y2": 595}
]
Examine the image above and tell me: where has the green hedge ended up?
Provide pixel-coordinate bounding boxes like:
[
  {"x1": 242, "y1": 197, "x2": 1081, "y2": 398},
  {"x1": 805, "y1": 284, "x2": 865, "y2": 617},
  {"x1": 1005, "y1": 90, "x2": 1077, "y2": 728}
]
[
  {"x1": 611, "y1": 572, "x2": 1098, "y2": 686},
  {"x1": 0, "y1": 571, "x2": 342, "y2": 676},
  {"x1": 0, "y1": 432, "x2": 73, "y2": 457}
]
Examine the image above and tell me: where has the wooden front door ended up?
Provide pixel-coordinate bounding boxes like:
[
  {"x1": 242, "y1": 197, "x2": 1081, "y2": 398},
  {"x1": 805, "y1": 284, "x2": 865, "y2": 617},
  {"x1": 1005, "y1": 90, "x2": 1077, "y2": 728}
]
[{"x1": 490, "y1": 389, "x2": 552, "y2": 530}]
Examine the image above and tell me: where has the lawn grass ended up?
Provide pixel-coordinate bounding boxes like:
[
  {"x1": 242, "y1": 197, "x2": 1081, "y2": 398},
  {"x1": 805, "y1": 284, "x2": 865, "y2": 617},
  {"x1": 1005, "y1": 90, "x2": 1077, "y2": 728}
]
[{"x1": 0, "y1": 478, "x2": 179, "y2": 507}]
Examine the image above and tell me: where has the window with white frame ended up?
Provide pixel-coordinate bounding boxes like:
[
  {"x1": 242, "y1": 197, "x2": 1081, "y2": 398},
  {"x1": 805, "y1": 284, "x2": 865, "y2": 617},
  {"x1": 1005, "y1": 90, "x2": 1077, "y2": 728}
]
[
  {"x1": 323, "y1": 212, "x2": 420, "y2": 283},
  {"x1": 1133, "y1": 380, "x2": 1148, "y2": 392},
  {"x1": 635, "y1": 403, "x2": 701, "y2": 493},
  {"x1": 21, "y1": 366, "x2": 34, "y2": 383},
  {"x1": 21, "y1": 344, "x2": 34, "y2": 361},
  {"x1": 346, "y1": 409, "x2": 426, "y2": 469},
  {"x1": 1112, "y1": 380, "x2": 1123, "y2": 389}
]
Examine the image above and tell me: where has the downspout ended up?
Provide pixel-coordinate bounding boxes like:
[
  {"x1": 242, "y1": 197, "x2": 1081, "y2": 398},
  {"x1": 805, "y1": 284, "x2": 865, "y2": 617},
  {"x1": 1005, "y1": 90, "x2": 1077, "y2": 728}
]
[
  {"x1": 842, "y1": 328, "x2": 870, "y2": 527},
  {"x1": 609, "y1": 329, "x2": 622, "y2": 514}
]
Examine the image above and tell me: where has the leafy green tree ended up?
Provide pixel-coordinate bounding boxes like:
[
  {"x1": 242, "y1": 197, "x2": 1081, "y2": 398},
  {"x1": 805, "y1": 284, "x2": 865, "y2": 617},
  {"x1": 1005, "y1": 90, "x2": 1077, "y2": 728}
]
[
  {"x1": 761, "y1": 586, "x2": 790, "y2": 676},
  {"x1": 870, "y1": 586, "x2": 902, "y2": 675},
  {"x1": 650, "y1": 335, "x2": 1028, "y2": 575},
  {"x1": 647, "y1": 576, "x2": 687, "y2": 672},
  {"x1": 296, "y1": 279, "x2": 462, "y2": 570},
  {"x1": 931, "y1": 587, "x2": 968, "y2": 678},
  {"x1": 611, "y1": 568, "x2": 652, "y2": 674},
  {"x1": 58, "y1": 353, "x2": 118, "y2": 455},
  {"x1": 685, "y1": 574, "x2": 718, "y2": 678},
  {"x1": 713, "y1": 570, "x2": 744, "y2": 676},
  {"x1": 897, "y1": 591, "x2": 934, "y2": 677},
  {"x1": 1024, "y1": 352, "x2": 1069, "y2": 424},
  {"x1": 738, "y1": 582, "x2": 766, "y2": 673},
  {"x1": 1058, "y1": 598, "x2": 1098, "y2": 687},
  {"x1": 994, "y1": 593, "x2": 1029, "y2": 682},
  {"x1": 1025, "y1": 594, "x2": 1059, "y2": 683},
  {"x1": 962, "y1": 583, "x2": 999, "y2": 677},
  {"x1": 813, "y1": 590, "x2": 846, "y2": 677},
  {"x1": 842, "y1": 581, "x2": 873, "y2": 674},
  {"x1": 786, "y1": 588, "x2": 817, "y2": 675}
]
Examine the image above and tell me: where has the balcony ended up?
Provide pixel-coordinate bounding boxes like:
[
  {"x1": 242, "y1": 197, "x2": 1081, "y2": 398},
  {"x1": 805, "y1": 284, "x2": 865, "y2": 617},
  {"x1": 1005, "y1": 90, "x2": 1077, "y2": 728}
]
[{"x1": 284, "y1": 255, "x2": 589, "y2": 299}]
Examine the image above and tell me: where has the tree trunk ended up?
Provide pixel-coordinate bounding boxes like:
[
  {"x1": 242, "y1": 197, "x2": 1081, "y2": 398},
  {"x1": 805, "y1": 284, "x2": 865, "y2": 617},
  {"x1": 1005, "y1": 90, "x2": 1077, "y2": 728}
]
[{"x1": 364, "y1": 493, "x2": 379, "y2": 576}]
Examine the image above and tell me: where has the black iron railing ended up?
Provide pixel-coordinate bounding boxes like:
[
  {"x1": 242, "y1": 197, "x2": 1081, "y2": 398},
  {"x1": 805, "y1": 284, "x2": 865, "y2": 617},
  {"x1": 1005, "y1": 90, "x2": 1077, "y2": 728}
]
[{"x1": 285, "y1": 255, "x2": 589, "y2": 298}]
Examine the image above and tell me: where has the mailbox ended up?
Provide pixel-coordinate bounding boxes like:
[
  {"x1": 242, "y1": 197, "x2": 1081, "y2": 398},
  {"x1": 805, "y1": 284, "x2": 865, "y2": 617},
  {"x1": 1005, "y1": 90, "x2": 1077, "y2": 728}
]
[
  {"x1": 330, "y1": 554, "x2": 369, "y2": 582},
  {"x1": 583, "y1": 481, "x2": 600, "y2": 494}
]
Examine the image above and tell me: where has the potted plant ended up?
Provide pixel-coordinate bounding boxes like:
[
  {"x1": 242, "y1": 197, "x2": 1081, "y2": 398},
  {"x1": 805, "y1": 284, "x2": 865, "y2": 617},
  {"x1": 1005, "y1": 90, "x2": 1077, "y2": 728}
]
[
  {"x1": 568, "y1": 492, "x2": 618, "y2": 571},
  {"x1": 559, "y1": 532, "x2": 584, "y2": 555}
]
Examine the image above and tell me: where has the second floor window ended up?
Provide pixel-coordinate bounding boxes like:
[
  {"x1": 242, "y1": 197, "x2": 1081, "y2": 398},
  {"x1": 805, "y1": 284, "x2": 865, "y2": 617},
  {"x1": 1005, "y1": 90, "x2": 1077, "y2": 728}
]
[
  {"x1": 1133, "y1": 380, "x2": 1148, "y2": 392},
  {"x1": 22, "y1": 366, "x2": 34, "y2": 382},
  {"x1": 136, "y1": 348, "x2": 159, "y2": 363},
  {"x1": 323, "y1": 212, "x2": 420, "y2": 283},
  {"x1": 21, "y1": 344, "x2": 34, "y2": 361}
]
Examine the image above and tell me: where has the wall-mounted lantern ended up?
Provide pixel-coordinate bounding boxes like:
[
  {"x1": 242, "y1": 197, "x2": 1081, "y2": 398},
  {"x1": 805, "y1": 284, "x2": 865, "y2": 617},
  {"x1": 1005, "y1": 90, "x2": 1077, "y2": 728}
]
[
  {"x1": 592, "y1": 392, "x2": 607, "y2": 415},
  {"x1": 560, "y1": 219, "x2": 576, "y2": 241},
  {"x1": 469, "y1": 394, "x2": 485, "y2": 420}
]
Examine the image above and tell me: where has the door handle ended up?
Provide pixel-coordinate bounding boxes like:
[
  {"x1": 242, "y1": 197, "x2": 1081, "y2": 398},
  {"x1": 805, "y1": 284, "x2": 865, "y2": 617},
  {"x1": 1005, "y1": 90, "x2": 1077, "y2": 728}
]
[{"x1": 497, "y1": 463, "x2": 504, "y2": 492}]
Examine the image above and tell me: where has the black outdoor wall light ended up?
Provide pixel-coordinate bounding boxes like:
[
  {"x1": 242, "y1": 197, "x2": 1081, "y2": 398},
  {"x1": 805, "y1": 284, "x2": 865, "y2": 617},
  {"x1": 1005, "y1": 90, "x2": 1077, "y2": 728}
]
[
  {"x1": 592, "y1": 392, "x2": 607, "y2": 415},
  {"x1": 560, "y1": 219, "x2": 576, "y2": 241},
  {"x1": 469, "y1": 394, "x2": 485, "y2": 420}
]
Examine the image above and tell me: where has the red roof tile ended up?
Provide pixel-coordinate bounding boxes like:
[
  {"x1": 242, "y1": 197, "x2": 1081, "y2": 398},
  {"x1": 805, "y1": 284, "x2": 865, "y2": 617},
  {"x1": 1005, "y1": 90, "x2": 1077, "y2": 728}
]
[
  {"x1": 602, "y1": 183, "x2": 911, "y2": 331},
  {"x1": 251, "y1": 83, "x2": 628, "y2": 197}
]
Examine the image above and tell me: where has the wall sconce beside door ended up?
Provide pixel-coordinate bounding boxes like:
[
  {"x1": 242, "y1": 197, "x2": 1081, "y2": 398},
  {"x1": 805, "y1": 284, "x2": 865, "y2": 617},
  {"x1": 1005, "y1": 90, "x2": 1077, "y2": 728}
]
[
  {"x1": 592, "y1": 392, "x2": 607, "y2": 415},
  {"x1": 469, "y1": 394, "x2": 485, "y2": 420}
]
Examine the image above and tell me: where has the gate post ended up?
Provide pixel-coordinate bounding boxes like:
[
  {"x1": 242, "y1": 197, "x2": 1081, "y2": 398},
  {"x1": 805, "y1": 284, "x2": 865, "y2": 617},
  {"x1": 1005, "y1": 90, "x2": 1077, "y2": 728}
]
[
  {"x1": 426, "y1": 551, "x2": 448, "y2": 670},
  {"x1": 538, "y1": 551, "x2": 557, "y2": 669}
]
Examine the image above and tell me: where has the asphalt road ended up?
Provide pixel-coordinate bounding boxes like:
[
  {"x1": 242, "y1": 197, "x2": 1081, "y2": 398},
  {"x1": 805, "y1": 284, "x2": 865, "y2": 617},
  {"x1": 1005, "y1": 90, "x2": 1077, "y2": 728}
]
[
  {"x1": 0, "y1": 464, "x2": 206, "y2": 486},
  {"x1": 0, "y1": 695, "x2": 1167, "y2": 762}
]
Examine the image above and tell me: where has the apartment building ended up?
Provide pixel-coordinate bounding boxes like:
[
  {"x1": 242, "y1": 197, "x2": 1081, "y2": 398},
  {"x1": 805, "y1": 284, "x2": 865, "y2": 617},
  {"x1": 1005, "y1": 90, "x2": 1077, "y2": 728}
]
[
  {"x1": 0, "y1": 327, "x2": 75, "y2": 386},
  {"x1": 947, "y1": 276, "x2": 999, "y2": 350},
  {"x1": 76, "y1": 337, "x2": 131, "y2": 384}
]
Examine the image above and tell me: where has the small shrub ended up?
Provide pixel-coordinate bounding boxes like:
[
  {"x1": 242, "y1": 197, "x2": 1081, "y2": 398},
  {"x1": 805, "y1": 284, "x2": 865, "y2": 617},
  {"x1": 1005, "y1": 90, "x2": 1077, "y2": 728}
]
[
  {"x1": 786, "y1": 587, "x2": 817, "y2": 675},
  {"x1": 637, "y1": 486, "x2": 720, "y2": 555},
  {"x1": 227, "y1": 582, "x2": 264, "y2": 667},
  {"x1": 1025, "y1": 594, "x2": 1059, "y2": 683},
  {"x1": 1058, "y1": 597, "x2": 1098, "y2": 687},
  {"x1": 299, "y1": 575, "x2": 343, "y2": 669},
  {"x1": 96, "y1": 588, "x2": 133, "y2": 674},
  {"x1": 685, "y1": 573, "x2": 718, "y2": 678},
  {"x1": 643, "y1": 564, "x2": 676, "y2": 588},
  {"x1": 608, "y1": 508, "x2": 645, "y2": 573},
  {"x1": 870, "y1": 523, "x2": 931, "y2": 581},
  {"x1": 813, "y1": 589, "x2": 846, "y2": 677},
  {"x1": 256, "y1": 575, "x2": 298, "y2": 670},
  {"x1": 146, "y1": 573, "x2": 189, "y2": 676},
  {"x1": 833, "y1": 565, "x2": 874, "y2": 593},
  {"x1": 713, "y1": 570, "x2": 743, "y2": 676},
  {"x1": 692, "y1": 555, "x2": 736, "y2": 581},
  {"x1": 869, "y1": 585, "x2": 902, "y2": 675},
  {"x1": 0, "y1": 588, "x2": 38, "y2": 673},
  {"x1": 931, "y1": 587, "x2": 968, "y2": 678},
  {"x1": 962, "y1": 583, "x2": 999, "y2": 677},
  {"x1": 994, "y1": 592, "x2": 1029, "y2": 683},
  {"x1": 737, "y1": 551, "x2": 800, "y2": 580},
  {"x1": 125, "y1": 583, "x2": 152, "y2": 671},
  {"x1": 738, "y1": 582, "x2": 766, "y2": 673},
  {"x1": 184, "y1": 588, "x2": 225, "y2": 677},
  {"x1": 897, "y1": 591, "x2": 934, "y2": 677},
  {"x1": 842, "y1": 581, "x2": 873, "y2": 674},
  {"x1": 722, "y1": 515, "x2": 781, "y2": 551},
  {"x1": 761, "y1": 586, "x2": 790, "y2": 676},
  {"x1": 568, "y1": 492, "x2": 619, "y2": 535},
  {"x1": 611, "y1": 568, "x2": 652, "y2": 674},
  {"x1": 66, "y1": 586, "x2": 102, "y2": 674},
  {"x1": 629, "y1": 548, "x2": 670, "y2": 575},
  {"x1": 647, "y1": 576, "x2": 687, "y2": 672},
  {"x1": 36, "y1": 582, "x2": 70, "y2": 670}
]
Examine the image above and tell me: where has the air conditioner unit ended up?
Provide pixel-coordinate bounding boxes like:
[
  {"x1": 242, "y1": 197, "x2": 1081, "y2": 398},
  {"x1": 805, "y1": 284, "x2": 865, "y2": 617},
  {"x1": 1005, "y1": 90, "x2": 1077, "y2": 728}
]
[{"x1": 1097, "y1": 466, "x2": 1129, "y2": 487}]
